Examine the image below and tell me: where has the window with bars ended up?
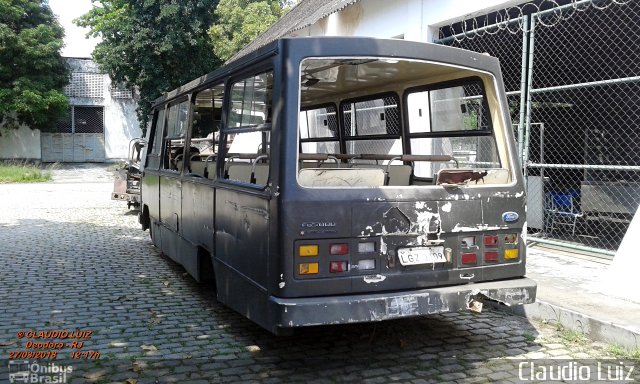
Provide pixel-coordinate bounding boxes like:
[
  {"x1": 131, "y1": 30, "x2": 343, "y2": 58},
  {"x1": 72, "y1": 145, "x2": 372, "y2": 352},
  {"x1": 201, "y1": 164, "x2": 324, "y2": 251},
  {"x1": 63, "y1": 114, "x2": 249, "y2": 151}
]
[
  {"x1": 342, "y1": 95, "x2": 401, "y2": 137},
  {"x1": 54, "y1": 106, "x2": 104, "y2": 134},
  {"x1": 406, "y1": 79, "x2": 499, "y2": 177},
  {"x1": 341, "y1": 94, "x2": 402, "y2": 156},
  {"x1": 299, "y1": 104, "x2": 339, "y2": 155}
]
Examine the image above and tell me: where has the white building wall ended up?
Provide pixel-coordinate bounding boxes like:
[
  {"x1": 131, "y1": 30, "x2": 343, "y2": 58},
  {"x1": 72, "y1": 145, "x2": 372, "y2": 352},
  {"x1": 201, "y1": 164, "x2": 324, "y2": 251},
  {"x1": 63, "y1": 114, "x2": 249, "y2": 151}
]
[
  {"x1": 103, "y1": 76, "x2": 142, "y2": 160},
  {"x1": 0, "y1": 124, "x2": 41, "y2": 161},
  {"x1": 297, "y1": 0, "x2": 523, "y2": 42},
  {"x1": 317, "y1": 0, "x2": 407, "y2": 38},
  {"x1": 0, "y1": 59, "x2": 141, "y2": 162},
  {"x1": 64, "y1": 58, "x2": 141, "y2": 161}
]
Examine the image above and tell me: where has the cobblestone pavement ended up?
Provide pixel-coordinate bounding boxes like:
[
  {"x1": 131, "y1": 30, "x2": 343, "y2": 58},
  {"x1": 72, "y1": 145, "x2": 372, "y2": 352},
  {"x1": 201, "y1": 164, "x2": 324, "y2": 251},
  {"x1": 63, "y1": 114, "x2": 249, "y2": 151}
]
[{"x1": 0, "y1": 166, "x2": 637, "y2": 383}]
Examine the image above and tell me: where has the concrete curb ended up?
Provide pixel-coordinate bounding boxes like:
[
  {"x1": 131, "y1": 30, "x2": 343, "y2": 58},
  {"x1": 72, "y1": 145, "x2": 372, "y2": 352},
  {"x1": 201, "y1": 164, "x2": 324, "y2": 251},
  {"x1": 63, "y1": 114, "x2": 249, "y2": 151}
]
[{"x1": 497, "y1": 300, "x2": 640, "y2": 350}]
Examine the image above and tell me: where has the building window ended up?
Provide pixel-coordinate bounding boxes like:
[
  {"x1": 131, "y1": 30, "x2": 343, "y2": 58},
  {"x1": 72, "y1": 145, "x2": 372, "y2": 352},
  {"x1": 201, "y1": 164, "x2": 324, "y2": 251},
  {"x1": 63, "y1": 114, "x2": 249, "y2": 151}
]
[
  {"x1": 54, "y1": 106, "x2": 105, "y2": 134},
  {"x1": 74, "y1": 107, "x2": 105, "y2": 133}
]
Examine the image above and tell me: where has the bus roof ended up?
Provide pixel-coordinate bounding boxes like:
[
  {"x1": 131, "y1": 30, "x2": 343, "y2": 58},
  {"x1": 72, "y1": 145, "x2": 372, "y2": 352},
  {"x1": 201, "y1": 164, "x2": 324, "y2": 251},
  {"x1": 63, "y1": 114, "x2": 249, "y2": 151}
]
[{"x1": 152, "y1": 36, "x2": 501, "y2": 107}]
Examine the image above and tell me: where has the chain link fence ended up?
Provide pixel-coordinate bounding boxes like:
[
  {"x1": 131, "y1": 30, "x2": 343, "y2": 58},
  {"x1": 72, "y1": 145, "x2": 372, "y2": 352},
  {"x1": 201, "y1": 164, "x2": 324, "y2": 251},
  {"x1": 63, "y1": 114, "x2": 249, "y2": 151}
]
[{"x1": 436, "y1": 0, "x2": 640, "y2": 254}]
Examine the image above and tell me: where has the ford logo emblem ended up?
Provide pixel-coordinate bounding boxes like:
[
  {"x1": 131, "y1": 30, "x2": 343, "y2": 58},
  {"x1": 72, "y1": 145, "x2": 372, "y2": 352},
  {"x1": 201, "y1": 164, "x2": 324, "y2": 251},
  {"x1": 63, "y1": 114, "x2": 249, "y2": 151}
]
[{"x1": 502, "y1": 212, "x2": 519, "y2": 222}]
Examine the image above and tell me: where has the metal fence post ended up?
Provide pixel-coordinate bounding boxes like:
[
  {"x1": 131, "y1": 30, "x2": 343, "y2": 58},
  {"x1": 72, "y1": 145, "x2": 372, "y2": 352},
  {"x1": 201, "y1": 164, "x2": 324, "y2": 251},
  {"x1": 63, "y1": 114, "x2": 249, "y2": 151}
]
[{"x1": 517, "y1": 15, "x2": 530, "y2": 165}]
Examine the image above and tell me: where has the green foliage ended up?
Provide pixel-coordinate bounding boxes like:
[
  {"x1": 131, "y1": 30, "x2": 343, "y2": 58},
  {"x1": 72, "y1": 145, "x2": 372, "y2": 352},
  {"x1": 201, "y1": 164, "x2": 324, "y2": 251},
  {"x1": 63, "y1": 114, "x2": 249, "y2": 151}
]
[
  {"x1": 0, "y1": 161, "x2": 52, "y2": 183},
  {"x1": 76, "y1": 0, "x2": 221, "y2": 130},
  {"x1": 607, "y1": 344, "x2": 640, "y2": 360},
  {"x1": 209, "y1": 0, "x2": 288, "y2": 62},
  {"x1": 0, "y1": 0, "x2": 70, "y2": 131}
]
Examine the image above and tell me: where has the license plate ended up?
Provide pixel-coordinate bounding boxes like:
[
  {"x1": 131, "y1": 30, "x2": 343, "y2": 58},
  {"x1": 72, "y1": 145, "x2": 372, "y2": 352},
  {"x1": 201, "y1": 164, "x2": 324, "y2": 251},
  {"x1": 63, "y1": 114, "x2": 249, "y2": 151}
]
[{"x1": 398, "y1": 246, "x2": 446, "y2": 266}]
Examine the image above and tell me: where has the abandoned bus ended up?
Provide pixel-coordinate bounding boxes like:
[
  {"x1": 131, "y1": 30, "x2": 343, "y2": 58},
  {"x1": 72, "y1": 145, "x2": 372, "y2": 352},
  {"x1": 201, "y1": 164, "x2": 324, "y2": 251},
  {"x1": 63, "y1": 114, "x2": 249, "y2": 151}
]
[{"x1": 139, "y1": 37, "x2": 536, "y2": 334}]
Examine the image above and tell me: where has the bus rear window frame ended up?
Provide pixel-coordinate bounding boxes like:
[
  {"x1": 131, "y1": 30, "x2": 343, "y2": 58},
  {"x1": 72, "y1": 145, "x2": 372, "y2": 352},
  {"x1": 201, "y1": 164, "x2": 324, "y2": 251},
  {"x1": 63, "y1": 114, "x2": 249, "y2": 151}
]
[{"x1": 403, "y1": 76, "x2": 494, "y2": 138}]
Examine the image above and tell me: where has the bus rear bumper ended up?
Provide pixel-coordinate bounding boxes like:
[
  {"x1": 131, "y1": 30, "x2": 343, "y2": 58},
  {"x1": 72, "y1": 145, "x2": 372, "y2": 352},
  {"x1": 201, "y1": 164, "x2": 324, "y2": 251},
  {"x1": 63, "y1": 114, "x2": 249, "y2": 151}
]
[{"x1": 270, "y1": 277, "x2": 536, "y2": 329}]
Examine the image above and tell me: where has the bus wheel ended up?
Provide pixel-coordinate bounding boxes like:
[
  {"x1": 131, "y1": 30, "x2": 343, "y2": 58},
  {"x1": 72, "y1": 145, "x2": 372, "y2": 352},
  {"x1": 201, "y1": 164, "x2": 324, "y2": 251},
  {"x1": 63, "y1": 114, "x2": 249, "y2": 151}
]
[
  {"x1": 139, "y1": 205, "x2": 150, "y2": 231},
  {"x1": 198, "y1": 248, "x2": 216, "y2": 288}
]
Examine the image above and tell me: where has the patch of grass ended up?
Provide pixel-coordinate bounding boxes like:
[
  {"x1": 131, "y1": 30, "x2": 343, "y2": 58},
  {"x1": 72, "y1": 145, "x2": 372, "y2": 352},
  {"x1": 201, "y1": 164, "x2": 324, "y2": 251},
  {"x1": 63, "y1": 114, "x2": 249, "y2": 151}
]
[
  {"x1": 557, "y1": 326, "x2": 589, "y2": 346},
  {"x1": 523, "y1": 332, "x2": 536, "y2": 343},
  {"x1": 606, "y1": 344, "x2": 640, "y2": 360},
  {"x1": 0, "y1": 161, "x2": 52, "y2": 183}
]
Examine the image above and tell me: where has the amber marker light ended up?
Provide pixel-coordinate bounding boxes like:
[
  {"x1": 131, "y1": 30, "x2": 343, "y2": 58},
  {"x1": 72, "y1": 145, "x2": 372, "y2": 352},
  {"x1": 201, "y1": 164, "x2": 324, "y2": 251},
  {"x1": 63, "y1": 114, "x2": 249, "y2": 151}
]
[
  {"x1": 299, "y1": 245, "x2": 318, "y2": 257},
  {"x1": 504, "y1": 249, "x2": 519, "y2": 260},
  {"x1": 299, "y1": 263, "x2": 319, "y2": 274}
]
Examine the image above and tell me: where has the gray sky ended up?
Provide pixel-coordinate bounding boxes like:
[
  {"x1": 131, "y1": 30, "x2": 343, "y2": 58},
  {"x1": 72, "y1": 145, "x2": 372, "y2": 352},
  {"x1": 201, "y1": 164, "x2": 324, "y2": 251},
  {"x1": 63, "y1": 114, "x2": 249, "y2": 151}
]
[{"x1": 49, "y1": 0, "x2": 100, "y2": 58}]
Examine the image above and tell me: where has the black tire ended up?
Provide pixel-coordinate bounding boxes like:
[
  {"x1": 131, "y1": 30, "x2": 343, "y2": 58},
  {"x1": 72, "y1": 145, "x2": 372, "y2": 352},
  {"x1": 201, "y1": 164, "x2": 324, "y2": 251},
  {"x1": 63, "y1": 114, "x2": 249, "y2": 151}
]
[{"x1": 139, "y1": 205, "x2": 150, "y2": 231}]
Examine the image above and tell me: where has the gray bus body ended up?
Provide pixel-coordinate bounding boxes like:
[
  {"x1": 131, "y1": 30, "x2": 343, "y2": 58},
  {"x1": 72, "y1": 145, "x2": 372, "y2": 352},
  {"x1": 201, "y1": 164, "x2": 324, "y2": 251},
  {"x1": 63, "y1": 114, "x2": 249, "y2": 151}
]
[{"x1": 140, "y1": 37, "x2": 536, "y2": 334}]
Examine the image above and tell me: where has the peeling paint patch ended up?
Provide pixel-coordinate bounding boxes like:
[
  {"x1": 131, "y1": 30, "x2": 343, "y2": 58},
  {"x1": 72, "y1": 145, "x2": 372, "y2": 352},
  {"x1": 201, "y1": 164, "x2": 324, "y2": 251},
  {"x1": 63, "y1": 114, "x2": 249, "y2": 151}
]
[
  {"x1": 386, "y1": 296, "x2": 419, "y2": 317},
  {"x1": 363, "y1": 274, "x2": 386, "y2": 284},
  {"x1": 470, "y1": 287, "x2": 532, "y2": 306},
  {"x1": 411, "y1": 211, "x2": 440, "y2": 238},
  {"x1": 441, "y1": 202, "x2": 452, "y2": 212}
]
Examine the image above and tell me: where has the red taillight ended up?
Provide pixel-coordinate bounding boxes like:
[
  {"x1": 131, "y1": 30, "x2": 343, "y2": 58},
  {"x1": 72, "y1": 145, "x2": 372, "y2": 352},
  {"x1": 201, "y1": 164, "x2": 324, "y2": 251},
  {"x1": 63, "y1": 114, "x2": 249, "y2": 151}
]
[
  {"x1": 461, "y1": 253, "x2": 477, "y2": 265},
  {"x1": 484, "y1": 235, "x2": 499, "y2": 247},
  {"x1": 330, "y1": 243, "x2": 349, "y2": 255},
  {"x1": 484, "y1": 251, "x2": 499, "y2": 262},
  {"x1": 329, "y1": 261, "x2": 348, "y2": 273}
]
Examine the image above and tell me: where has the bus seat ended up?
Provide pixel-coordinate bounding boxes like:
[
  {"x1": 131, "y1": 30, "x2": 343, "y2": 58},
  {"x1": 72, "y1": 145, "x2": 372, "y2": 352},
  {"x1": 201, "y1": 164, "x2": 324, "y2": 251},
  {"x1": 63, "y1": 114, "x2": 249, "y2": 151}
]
[
  {"x1": 189, "y1": 161, "x2": 207, "y2": 176},
  {"x1": 355, "y1": 164, "x2": 412, "y2": 186},
  {"x1": 319, "y1": 162, "x2": 341, "y2": 168},
  {"x1": 228, "y1": 163, "x2": 252, "y2": 182},
  {"x1": 228, "y1": 163, "x2": 269, "y2": 184},
  {"x1": 253, "y1": 163, "x2": 269, "y2": 184},
  {"x1": 298, "y1": 168, "x2": 385, "y2": 187},
  {"x1": 205, "y1": 161, "x2": 216, "y2": 179},
  {"x1": 300, "y1": 161, "x2": 318, "y2": 169},
  {"x1": 387, "y1": 165, "x2": 412, "y2": 186}
]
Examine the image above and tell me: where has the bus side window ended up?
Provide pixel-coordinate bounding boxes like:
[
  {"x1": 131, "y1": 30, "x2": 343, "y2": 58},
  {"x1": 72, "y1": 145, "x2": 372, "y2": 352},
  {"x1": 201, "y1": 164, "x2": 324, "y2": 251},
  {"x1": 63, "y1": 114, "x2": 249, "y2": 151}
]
[
  {"x1": 222, "y1": 71, "x2": 273, "y2": 186},
  {"x1": 188, "y1": 84, "x2": 224, "y2": 179},
  {"x1": 341, "y1": 94, "x2": 403, "y2": 158},
  {"x1": 146, "y1": 108, "x2": 165, "y2": 170},
  {"x1": 162, "y1": 99, "x2": 190, "y2": 172},
  {"x1": 299, "y1": 105, "x2": 340, "y2": 156}
]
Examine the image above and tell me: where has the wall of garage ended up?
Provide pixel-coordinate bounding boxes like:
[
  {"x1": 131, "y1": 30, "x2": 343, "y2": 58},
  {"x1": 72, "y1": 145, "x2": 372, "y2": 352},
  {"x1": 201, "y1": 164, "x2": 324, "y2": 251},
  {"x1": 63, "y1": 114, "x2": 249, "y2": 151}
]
[{"x1": 0, "y1": 58, "x2": 141, "y2": 163}]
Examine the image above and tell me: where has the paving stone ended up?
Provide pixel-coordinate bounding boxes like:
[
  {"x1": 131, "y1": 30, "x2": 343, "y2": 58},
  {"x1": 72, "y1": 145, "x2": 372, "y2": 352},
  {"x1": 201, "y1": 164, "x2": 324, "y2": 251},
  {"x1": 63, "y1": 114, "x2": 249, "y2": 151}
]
[{"x1": 0, "y1": 168, "x2": 620, "y2": 383}]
